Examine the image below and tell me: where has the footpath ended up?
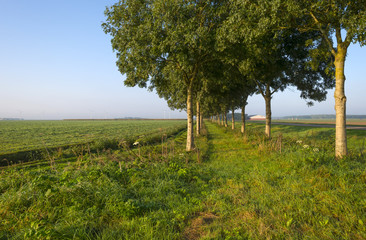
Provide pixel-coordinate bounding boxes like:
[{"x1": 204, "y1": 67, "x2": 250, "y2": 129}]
[
  {"x1": 185, "y1": 121, "x2": 363, "y2": 239},
  {"x1": 185, "y1": 122, "x2": 265, "y2": 239},
  {"x1": 204, "y1": 122, "x2": 255, "y2": 180}
]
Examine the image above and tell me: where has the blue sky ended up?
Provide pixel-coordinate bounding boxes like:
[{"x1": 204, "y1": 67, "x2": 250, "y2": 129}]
[{"x1": 0, "y1": 1, "x2": 365, "y2": 120}]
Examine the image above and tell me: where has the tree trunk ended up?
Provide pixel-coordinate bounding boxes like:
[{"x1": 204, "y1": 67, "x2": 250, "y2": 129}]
[
  {"x1": 186, "y1": 85, "x2": 194, "y2": 151},
  {"x1": 200, "y1": 112, "x2": 203, "y2": 130},
  {"x1": 224, "y1": 109, "x2": 228, "y2": 128},
  {"x1": 196, "y1": 101, "x2": 200, "y2": 136},
  {"x1": 232, "y1": 107, "x2": 235, "y2": 130},
  {"x1": 265, "y1": 86, "x2": 272, "y2": 139},
  {"x1": 221, "y1": 113, "x2": 224, "y2": 126},
  {"x1": 241, "y1": 105, "x2": 246, "y2": 134},
  {"x1": 217, "y1": 113, "x2": 220, "y2": 125},
  {"x1": 334, "y1": 46, "x2": 348, "y2": 157}
]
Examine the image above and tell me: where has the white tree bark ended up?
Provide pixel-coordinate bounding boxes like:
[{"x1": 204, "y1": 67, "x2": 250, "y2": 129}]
[
  {"x1": 241, "y1": 105, "x2": 246, "y2": 134},
  {"x1": 232, "y1": 108, "x2": 235, "y2": 130},
  {"x1": 265, "y1": 86, "x2": 272, "y2": 139},
  {"x1": 196, "y1": 101, "x2": 200, "y2": 136},
  {"x1": 186, "y1": 85, "x2": 194, "y2": 151}
]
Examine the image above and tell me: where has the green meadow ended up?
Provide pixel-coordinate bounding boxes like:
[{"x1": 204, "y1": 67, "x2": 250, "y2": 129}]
[
  {"x1": 0, "y1": 120, "x2": 186, "y2": 155},
  {"x1": 0, "y1": 120, "x2": 365, "y2": 239}
]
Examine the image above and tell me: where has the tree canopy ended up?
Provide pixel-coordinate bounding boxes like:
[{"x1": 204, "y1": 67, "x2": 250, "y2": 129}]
[
  {"x1": 103, "y1": 0, "x2": 224, "y2": 151},
  {"x1": 103, "y1": 0, "x2": 365, "y2": 157}
]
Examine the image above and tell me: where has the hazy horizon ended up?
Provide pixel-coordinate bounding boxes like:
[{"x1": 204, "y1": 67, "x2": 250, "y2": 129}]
[{"x1": 2, "y1": 112, "x2": 366, "y2": 121}]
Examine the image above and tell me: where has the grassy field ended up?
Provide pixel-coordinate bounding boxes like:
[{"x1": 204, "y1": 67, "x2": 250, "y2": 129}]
[
  {"x1": 0, "y1": 120, "x2": 365, "y2": 239},
  {"x1": 0, "y1": 120, "x2": 186, "y2": 156},
  {"x1": 272, "y1": 118, "x2": 366, "y2": 126},
  {"x1": 0, "y1": 122, "x2": 207, "y2": 239},
  {"x1": 246, "y1": 121, "x2": 366, "y2": 152}
]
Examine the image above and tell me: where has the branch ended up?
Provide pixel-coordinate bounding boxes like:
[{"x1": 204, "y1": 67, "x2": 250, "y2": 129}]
[
  {"x1": 174, "y1": 60, "x2": 190, "y2": 85},
  {"x1": 335, "y1": 26, "x2": 342, "y2": 44},
  {"x1": 344, "y1": 30, "x2": 353, "y2": 48},
  {"x1": 191, "y1": 62, "x2": 199, "y2": 82},
  {"x1": 270, "y1": 85, "x2": 282, "y2": 95},
  {"x1": 309, "y1": 11, "x2": 337, "y2": 57},
  {"x1": 274, "y1": 26, "x2": 319, "y2": 33},
  {"x1": 182, "y1": 68, "x2": 190, "y2": 85},
  {"x1": 199, "y1": 52, "x2": 216, "y2": 64},
  {"x1": 254, "y1": 80, "x2": 265, "y2": 98}
]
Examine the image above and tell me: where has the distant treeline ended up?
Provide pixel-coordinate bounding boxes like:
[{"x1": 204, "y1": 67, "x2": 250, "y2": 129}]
[
  {"x1": 281, "y1": 115, "x2": 366, "y2": 119},
  {"x1": 63, "y1": 117, "x2": 145, "y2": 121},
  {"x1": 0, "y1": 118, "x2": 24, "y2": 121}
]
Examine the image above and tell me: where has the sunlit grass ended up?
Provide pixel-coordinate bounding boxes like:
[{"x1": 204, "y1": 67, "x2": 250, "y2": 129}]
[
  {"x1": 0, "y1": 120, "x2": 186, "y2": 155},
  {"x1": 272, "y1": 118, "x2": 366, "y2": 126},
  {"x1": 195, "y1": 122, "x2": 366, "y2": 239},
  {"x1": 0, "y1": 128, "x2": 211, "y2": 239},
  {"x1": 0, "y1": 121, "x2": 365, "y2": 239}
]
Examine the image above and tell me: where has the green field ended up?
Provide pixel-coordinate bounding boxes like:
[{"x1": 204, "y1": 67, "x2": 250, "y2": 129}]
[
  {"x1": 272, "y1": 118, "x2": 366, "y2": 126},
  {"x1": 0, "y1": 120, "x2": 186, "y2": 156},
  {"x1": 246, "y1": 121, "x2": 366, "y2": 152},
  {"x1": 0, "y1": 121, "x2": 365, "y2": 239}
]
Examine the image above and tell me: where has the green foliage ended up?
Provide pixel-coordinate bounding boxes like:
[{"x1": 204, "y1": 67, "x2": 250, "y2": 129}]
[
  {"x1": 103, "y1": 0, "x2": 229, "y2": 151},
  {"x1": 220, "y1": 0, "x2": 335, "y2": 103},
  {"x1": 102, "y1": 0, "x2": 222, "y2": 106}
]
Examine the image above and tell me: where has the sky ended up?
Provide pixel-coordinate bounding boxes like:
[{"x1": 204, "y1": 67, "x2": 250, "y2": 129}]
[{"x1": 0, "y1": 1, "x2": 365, "y2": 120}]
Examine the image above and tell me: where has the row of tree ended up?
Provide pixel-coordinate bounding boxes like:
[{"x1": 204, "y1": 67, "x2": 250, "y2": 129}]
[{"x1": 103, "y1": 0, "x2": 366, "y2": 158}]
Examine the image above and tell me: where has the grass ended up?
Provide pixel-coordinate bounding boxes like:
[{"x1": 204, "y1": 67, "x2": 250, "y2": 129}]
[
  {"x1": 271, "y1": 118, "x2": 366, "y2": 126},
  {"x1": 0, "y1": 120, "x2": 186, "y2": 155},
  {"x1": 246, "y1": 121, "x2": 366, "y2": 154},
  {"x1": 0, "y1": 120, "x2": 365, "y2": 239},
  {"x1": 0, "y1": 127, "x2": 212, "y2": 239},
  {"x1": 186, "y1": 121, "x2": 366, "y2": 239},
  {"x1": 0, "y1": 120, "x2": 186, "y2": 167}
]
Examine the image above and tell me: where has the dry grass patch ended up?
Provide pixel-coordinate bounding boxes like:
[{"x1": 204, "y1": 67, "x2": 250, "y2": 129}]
[{"x1": 183, "y1": 212, "x2": 219, "y2": 240}]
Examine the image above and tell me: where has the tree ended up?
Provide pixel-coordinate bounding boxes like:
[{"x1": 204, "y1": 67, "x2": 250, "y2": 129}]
[
  {"x1": 252, "y1": 30, "x2": 334, "y2": 138},
  {"x1": 221, "y1": 66, "x2": 256, "y2": 133},
  {"x1": 219, "y1": 1, "x2": 335, "y2": 139},
  {"x1": 290, "y1": 0, "x2": 366, "y2": 157},
  {"x1": 103, "y1": 0, "x2": 222, "y2": 151},
  {"x1": 231, "y1": 0, "x2": 366, "y2": 156}
]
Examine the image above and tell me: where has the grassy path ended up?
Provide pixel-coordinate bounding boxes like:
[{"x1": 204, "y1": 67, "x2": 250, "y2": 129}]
[
  {"x1": 187, "y1": 122, "x2": 267, "y2": 239},
  {"x1": 205, "y1": 122, "x2": 255, "y2": 180},
  {"x1": 187, "y1": 121, "x2": 366, "y2": 239}
]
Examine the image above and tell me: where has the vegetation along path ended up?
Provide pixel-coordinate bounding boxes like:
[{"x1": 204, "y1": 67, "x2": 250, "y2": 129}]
[
  {"x1": 271, "y1": 122, "x2": 366, "y2": 130},
  {"x1": 1, "y1": 121, "x2": 364, "y2": 239},
  {"x1": 187, "y1": 121, "x2": 366, "y2": 239}
]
